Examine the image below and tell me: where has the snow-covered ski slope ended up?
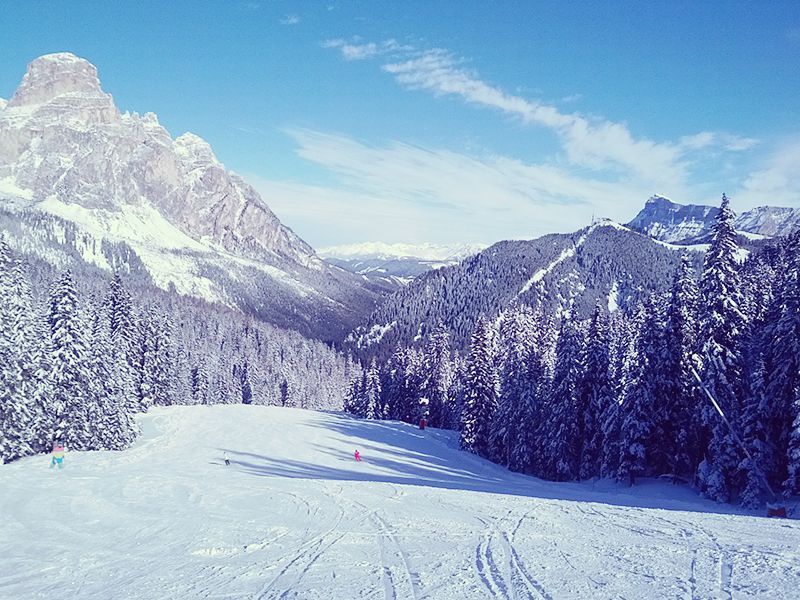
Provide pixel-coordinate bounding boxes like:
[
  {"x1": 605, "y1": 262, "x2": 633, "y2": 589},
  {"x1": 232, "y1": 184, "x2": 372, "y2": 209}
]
[{"x1": 1, "y1": 406, "x2": 798, "y2": 599}]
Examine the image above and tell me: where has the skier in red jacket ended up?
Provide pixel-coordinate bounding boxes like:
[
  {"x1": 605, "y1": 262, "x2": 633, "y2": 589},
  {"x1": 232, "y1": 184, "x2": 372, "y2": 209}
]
[{"x1": 354, "y1": 449, "x2": 361, "y2": 462}]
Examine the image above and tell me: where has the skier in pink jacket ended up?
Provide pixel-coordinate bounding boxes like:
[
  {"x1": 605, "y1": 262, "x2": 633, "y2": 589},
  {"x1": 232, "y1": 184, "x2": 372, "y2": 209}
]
[
  {"x1": 50, "y1": 442, "x2": 66, "y2": 469},
  {"x1": 354, "y1": 449, "x2": 361, "y2": 462}
]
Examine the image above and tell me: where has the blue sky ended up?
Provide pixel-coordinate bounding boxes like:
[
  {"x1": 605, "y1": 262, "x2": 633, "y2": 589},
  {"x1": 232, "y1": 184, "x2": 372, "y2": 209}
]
[{"x1": 1, "y1": 1, "x2": 799, "y2": 247}]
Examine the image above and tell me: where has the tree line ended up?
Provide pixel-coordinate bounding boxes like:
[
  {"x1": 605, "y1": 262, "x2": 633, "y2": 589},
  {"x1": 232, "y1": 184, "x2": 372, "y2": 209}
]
[
  {"x1": 0, "y1": 237, "x2": 360, "y2": 463},
  {"x1": 345, "y1": 195, "x2": 800, "y2": 507}
]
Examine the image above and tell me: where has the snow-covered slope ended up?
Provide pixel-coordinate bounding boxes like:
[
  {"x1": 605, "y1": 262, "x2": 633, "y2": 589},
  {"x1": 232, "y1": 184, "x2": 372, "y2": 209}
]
[
  {"x1": 0, "y1": 53, "x2": 380, "y2": 339},
  {"x1": 349, "y1": 220, "x2": 700, "y2": 355},
  {"x1": 1, "y1": 405, "x2": 797, "y2": 599}
]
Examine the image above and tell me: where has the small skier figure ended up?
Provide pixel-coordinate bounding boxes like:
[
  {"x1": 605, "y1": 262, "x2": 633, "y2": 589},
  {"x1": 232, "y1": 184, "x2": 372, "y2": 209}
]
[
  {"x1": 354, "y1": 449, "x2": 361, "y2": 462},
  {"x1": 223, "y1": 452, "x2": 231, "y2": 466},
  {"x1": 50, "y1": 441, "x2": 66, "y2": 469}
]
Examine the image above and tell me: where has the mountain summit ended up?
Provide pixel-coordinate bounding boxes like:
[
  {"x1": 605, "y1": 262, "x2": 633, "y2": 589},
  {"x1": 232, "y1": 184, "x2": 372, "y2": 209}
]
[
  {"x1": 0, "y1": 52, "x2": 314, "y2": 266},
  {"x1": 628, "y1": 195, "x2": 800, "y2": 244},
  {"x1": 8, "y1": 53, "x2": 105, "y2": 107},
  {"x1": 0, "y1": 53, "x2": 379, "y2": 339}
]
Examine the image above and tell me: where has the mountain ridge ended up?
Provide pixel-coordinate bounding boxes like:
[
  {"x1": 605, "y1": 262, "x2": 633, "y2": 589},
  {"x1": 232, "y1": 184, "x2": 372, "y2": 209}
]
[
  {"x1": 628, "y1": 194, "x2": 800, "y2": 244},
  {"x1": 0, "y1": 52, "x2": 380, "y2": 340}
]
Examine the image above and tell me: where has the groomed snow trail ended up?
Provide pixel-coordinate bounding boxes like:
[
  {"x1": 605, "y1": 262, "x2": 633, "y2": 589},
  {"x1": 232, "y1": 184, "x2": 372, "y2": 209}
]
[{"x1": 1, "y1": 405, "x2": 799, "y2": 599}]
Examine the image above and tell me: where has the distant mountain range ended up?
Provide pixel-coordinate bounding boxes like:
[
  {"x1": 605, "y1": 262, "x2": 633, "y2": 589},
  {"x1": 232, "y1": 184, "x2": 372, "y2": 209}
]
[
  {"x1": 345, "y1": 220, "x2": 707, "y2": 357},
  {"x1": 318, "y1": 242, "x2": 486, "y2": 291},
  {"x1": 627, "y1": 195, "x2": 800, "y2": 244},
  {"x1": 0, "y1": 53, "x2": 380, "y2": 340},
  {"x1": 2, "y1": 54, "x2": 798, "y2": 350}
]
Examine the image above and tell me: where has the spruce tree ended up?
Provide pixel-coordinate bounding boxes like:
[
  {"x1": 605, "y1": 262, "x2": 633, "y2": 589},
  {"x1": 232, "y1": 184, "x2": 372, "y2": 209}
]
[
  {"x1": 460, "y1": 316, "x2": 499, "y2": 457},
  {"x1": 578, "y1": 303, "x2": 612, "y2": 480},
  {"x1": 422, "y1": 325, "x2": 454, "y2": 428},
  {"x1": 48, "y1": 270, "x2": 92, "y2": 448},
  {"x1": 662, "y1": 256, "x2": 700, "y2": 481},
  {"x1": 543, "y1": 316, "x2": 585, "y2": 480},
  {"x1": 696, "y1": 194, "x2": 747, "y2": 502}
]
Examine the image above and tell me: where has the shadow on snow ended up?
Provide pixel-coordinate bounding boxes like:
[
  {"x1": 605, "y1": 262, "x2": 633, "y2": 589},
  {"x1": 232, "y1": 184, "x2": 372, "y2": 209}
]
[{"x1": 221, "y1": 412, "x2": 782, "y2": 520}]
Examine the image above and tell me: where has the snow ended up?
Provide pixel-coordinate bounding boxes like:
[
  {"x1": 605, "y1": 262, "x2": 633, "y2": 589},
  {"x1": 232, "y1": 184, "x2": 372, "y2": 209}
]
[
  {"x1": 608, "y1": 280, "x2": 619, "y2": 313},
  {"x1": 518, "y1": 227, "x2": 593, "y2": 295},
  {"x1": 736, "y1": 230, "x2": 768, "y2": 241},
  {"x1": 653, "y1": 239, "x2": 709, "y2": 253},
  {"x1": 346, "y1": 321, "x2": 396, "y2": 347},
  {"x1": 0, "y1": 176, "x2": 34, "y2": 201},
  {"x1": 319, "y1": 241, "x2": 487, "y2": 262},
  {"x1": 1, "y1": 405, "x2": 798, "y2": 599}
]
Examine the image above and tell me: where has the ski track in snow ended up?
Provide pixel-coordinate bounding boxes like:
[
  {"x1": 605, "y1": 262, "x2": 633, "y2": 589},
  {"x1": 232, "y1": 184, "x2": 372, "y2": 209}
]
[{"x1": 1, "y1": 405, "x2": 800, "y2": 600}]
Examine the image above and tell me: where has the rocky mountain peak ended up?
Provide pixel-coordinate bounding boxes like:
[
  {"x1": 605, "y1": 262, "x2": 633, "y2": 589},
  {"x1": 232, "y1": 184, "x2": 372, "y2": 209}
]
[{"x1": 8, "y1": 53, "x2": 104, "y2": 108}]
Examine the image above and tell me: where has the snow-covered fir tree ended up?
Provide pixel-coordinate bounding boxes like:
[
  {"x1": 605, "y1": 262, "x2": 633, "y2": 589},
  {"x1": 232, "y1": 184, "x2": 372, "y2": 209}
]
[
  {"x1": 489, "y1": 303, "x2": 538, "y2": 470},
  {"x1": 696, "y1": 194, "x2": 747, "y2": 502},
  {"x1": 661, "y1": 255, "x2": 701, "y2": 481},
  {"x1": 421, "y1": 325, "x2": 454, "y2": 428},
  {"x1": 577, "y1": 303, "x2": 612, "y2": 480},
  {"x1": 543, "y1": 316, "x2": 585, "y2": 480},
  {"x1": 47, "y1": 270, "x2": 92, "y2": 448},
  {"x1": 460, "y1": 316, "x2": 499, "y2": 458}
]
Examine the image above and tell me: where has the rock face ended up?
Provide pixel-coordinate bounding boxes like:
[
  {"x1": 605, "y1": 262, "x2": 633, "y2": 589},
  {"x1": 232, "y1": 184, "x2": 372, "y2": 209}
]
[
  {"x1": 0, "y1": 53, "x2": 381, "y2": 341},
  {"x1": 627, "y1": 195, "x2": 719, "y2": 244},
  {"x1": 628, "y1": 195, "x2": 800, "y2": 244},
  {"x1": 0, "y1": 52, "x2": 315, "y2": 267},
  {"x1": 734, "y1": 206, "x2": 800, "y2": 238}
]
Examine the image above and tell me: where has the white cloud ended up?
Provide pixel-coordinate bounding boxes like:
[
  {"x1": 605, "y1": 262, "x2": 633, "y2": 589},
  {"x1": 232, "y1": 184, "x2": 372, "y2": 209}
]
[
  {"x1": 322, "y1": 40, "x2": 764, "y2": 193},
  {"x1": 380, "y1": 48, "x2": 688, "y2": 187},
  {"x1": 322, "y1": 38, "x2": 411, "y2": 61},
  {"x1": 280, "y1": 15, "x2": 301, "y2": 25},
  {"x1": 249, "y1": 129, "x2": 656, "y2": 247},
  {"x1": 679, "y1": 131, "x2": 758, "y2": 152},
  {"x1": 736, "y1": 138, "x2": 800, "y2": 208},
  {"x1": 299, "y1": 37, "x2": 797, "y2": 244}
]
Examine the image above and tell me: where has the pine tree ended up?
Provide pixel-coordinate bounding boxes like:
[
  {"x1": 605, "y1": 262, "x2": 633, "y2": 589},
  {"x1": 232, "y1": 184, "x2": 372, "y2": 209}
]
[
  {"x1": 0, "y1": 240, "x2": 36, "y2": 462},
  {"x1": 577, "y1": 303, "x2": 612, "y2": 480},
  {"x1": 617, "y1": 297, "x2": 662, "y2": 485},
  {"x1": 422, "y1": 325, "x2": 454, "y2": 428},
  {"x1": 543, "y1": 316, "x2": 585, "y2": 480},
  {"x1": 86, "y1": 303, "x2": 138, "y2": 450},
  {"x1": 490, "y1": 304, "x2": 540, "y2": 472},
  {"x1": 364, "y1": 359, "x2": 382, "y2": 419},
  {"x1": 662, "y1": 256, "x2": 701, "y2": 481},
  {"x1": 696, "y1": 194, "x2": 747, "y2": 502},
  {"x1": 48, "y1": 270, "x2": 92, "y2": 448},
  {"x1": 460, "y1": 316, "x2": 499, "y2": 457},
  {"x1": 785, "y1": 388, "x2": 800, "y2": 497}
]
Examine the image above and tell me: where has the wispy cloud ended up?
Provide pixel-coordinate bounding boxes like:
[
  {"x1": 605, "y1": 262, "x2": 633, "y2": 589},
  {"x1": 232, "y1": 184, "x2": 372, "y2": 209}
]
[
  {"x1": 249, "y1": 128, "x2": 654, "y2": 246},
  {"x1": 737, "y1": 138, "x2": 800, "y2": 207},
  {"x1": 280, "y1": 14, "x2": 301, "y2": 26},
  {"x1": 324, "y1": 39, "x2": 761, "y2": 193},
  {"x1": 322, "y1": 38, "x2": 411, "y2": 61},
  {"x1": 287, "y1": 36, "x2": 794, "y2": 244},
  {"x1": 381, "y1": 48, "x2": 685, "y2": 187}
]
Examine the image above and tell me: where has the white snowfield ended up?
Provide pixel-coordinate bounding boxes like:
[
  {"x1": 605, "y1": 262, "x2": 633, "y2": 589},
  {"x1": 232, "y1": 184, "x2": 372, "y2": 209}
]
[{"x1": 1, "y1": 406, "x2": 799, "y2": 600}]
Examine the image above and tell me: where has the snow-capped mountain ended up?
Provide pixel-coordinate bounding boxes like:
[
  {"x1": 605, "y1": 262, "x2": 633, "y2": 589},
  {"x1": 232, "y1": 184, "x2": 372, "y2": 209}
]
[
  {"x1": 0, "y1": 53, "x2": 380, "y2": 340},
  {"x1": 626, "y1": 195, "x2": 719, "y2": 244},
  {"x1": 734, "y1": 205, "x2": 800, "y2": 238},
  {"x1": 628, "y1": 195, "x2": 800, "y2": 244},
  {"x1": 318, "y1": 241, "x2": 486, "y2": 262},
  {"x1": 319, "y1": 242, "x2": 487, "y2": 291},
  {"x1": 347, "y1": 219, "x2": 702, "y2": 356}
]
